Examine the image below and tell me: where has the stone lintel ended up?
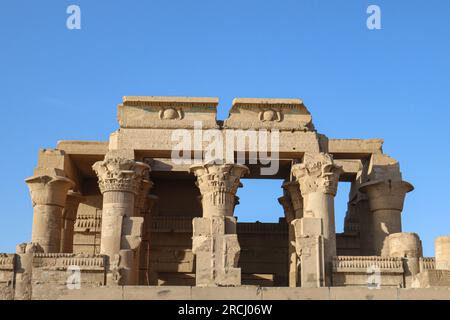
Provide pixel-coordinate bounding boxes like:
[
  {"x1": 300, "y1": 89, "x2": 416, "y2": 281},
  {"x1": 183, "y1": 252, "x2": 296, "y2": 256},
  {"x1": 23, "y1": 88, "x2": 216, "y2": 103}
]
[
  {"x1": 56, "y1": 140, "x2": 109, "y2": 156},
  {"x1": 224, "y1": 97, "x2": 314, "y2": 131},
  {"x1": 122, "y1": 96, "x2": 219, "y2": 107},
  {"x1": 328, "y1": 139, "x2": 384, "y2": 158},
  {"x1": 118, "y1": 96, "x2": 219, "y2": 129},
  {"x1": 334, "y1": 159, "x2": 362, "y2": 181}
]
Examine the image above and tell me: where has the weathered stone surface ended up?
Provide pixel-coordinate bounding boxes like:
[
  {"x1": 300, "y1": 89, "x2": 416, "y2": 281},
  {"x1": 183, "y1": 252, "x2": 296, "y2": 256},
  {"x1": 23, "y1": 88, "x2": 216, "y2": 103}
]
[
  {"x1": 26, "y1": 174, "x2": 75, "y2": 253},
  {"x1": 191, "y1": 163, "x2": 248, "y2": 287},
  {"x1": 224, "y1": 98, "x2": 314, "y2": 131},
  {"x1": 360, "y1": 176, "x2": 414, "y2": 256},
  {"x1": 191, "y1": 286, "x2": 262, "y2": 300},
  {"x1": 118, "y1": 96, "x2": 219, "y2": 129},
  {"x1": 412, "y1": 269, "x2": 450, "y2": 288},
  {"x1": 330, "y1": 287, "x2": 398, "y2": 300},
  {"x1": 398, "y1": 288, "x2": 450, "y2": 300},
  {"x1": 291, "y1": 153, "x2": 342, "y2": 287},
  {"x1": 123, "y1": 286, "x2": 192, "y2": 300},
  {"x1": 435, "y1": 236, "x2": 450, "y2": 270},
  {"x1": 93, "y1": 153, "x2": 151, "y2": 285},
  {"x1": 4, "y1": 95, "x2": 447, "y2": 298},
  {"x1": 59, "y1": 286, "x2": 123, "y2": 300},
  {"x1": 261, "y1": 287, "x2": 329, "y2": 300}
]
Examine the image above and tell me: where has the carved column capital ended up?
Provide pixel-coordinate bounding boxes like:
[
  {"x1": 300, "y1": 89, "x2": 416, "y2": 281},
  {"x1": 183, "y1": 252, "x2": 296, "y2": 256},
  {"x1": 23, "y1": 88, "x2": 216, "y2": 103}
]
[
  {"x1": 278, "y1": 195, "x2": 295, "y2": 223},
  {"x1": 291, "y1": 153, "x2": 342, "y2": 196},
  {"x1": 190, "y1": 163, "x2": 249, "y2": 217},
  {"x1": 359, "y1": 179, "x2": 413, "y2": 211},
  {"x1": 93, "y1": 156, "x2": 150, "y2": 195},
  {"x1": 25, "y1": 174, "x2": 74, "y2": 253},
  {"x1": 190, "y1": 163, "x2": 249, "y2": 195},
  {"x1": 60, "y1": 191, "x2": 84, "y2": 253},
  {"x1": 282, "y1": 181, "x2": 303, "y2": 218},
  {"x1": 25, "y1": 175, "x2": 75, "y2": 207},
  {"x1": 63, "y1": 191, "x2": 84, "y2": 221},
  {"x1": 134, "y1": 178, "x2": 155, "y2": 216}
]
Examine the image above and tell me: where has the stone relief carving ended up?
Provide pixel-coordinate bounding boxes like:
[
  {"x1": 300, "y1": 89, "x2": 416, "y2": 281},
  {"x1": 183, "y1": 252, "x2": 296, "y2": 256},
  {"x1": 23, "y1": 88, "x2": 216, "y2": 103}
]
[
  {"x1": 110, "y1": 253, "x2": 122, "y2": 285},
  {"x1": 93, "y1": 156, "x2": 150, "y2": 195},
  {"x1": 258, "y1": 109, "x2": 282, "y2": 122},
  {"x1": 31, "y1": 253, "x2": 105, "y2": 271},
  {"x1": 292, "y1": 152, "x2": 342, "y2": 196},
  {"x1": 158, "y1": 107, "x2": 184, "y2": 120}
]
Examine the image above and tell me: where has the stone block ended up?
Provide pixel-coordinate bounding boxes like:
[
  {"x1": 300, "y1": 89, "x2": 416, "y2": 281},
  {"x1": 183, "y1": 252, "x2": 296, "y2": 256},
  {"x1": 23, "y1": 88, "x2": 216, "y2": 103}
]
[
  {"x1": 123, "y1": 286, "x2": 191, "y2": 300},
  {"x1": 118, "y1": 96, "x2": 219, "y2": 129},
  {"x1": 261, "y1": 287, "x2": 329, "y2": 300},
  {"x1": 58, "y1": 286, "x2": 123, "y2": 300},
  {"x1": 398, "y1": 288, "x2": 450, "y2": 300},
  {"x1": 191, "y1": 286, "x2": 262, "y2": 300},
  {"x1": 330, "y1": 287, "x2": 398, "y2": 300},
  {"x1": 412, "y1": 270, "x2": 450, "y2": 288}
]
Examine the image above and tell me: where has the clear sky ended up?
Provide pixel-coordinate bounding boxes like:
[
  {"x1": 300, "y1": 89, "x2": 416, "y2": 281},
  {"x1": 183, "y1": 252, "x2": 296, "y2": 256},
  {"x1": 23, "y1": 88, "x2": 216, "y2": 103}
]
[{"x1": 0, "y1": 1, "x2": 448, "y2": 256}]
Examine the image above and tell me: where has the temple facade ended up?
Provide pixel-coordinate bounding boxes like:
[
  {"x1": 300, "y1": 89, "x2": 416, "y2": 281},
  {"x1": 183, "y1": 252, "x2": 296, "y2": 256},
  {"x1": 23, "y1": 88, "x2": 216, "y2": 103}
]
[{"x1": 1, "y1": 96, "x2": 449, "y2": 300}]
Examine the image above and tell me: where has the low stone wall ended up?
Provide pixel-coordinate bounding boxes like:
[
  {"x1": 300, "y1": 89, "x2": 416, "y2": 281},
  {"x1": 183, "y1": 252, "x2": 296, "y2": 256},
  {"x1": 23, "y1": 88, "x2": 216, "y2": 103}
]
[
  {"x1": 0, "y1": 253, "x2": 106, "y2": 300},
  {"x1": 58, "y1": 286, "x2": 450, "y2": 300},
  {"x1": 1, "y1": 251, "x2": 449, "y2": 300},
  {"x1": 30, "y1": 253, "x2": 106, "y2": 300},
  {"x1": 332, "y1": 256, "x2": 404, "y2": 288},
  {"x1": 0, "y1": 254, "x2": 15, "y2": 300}
]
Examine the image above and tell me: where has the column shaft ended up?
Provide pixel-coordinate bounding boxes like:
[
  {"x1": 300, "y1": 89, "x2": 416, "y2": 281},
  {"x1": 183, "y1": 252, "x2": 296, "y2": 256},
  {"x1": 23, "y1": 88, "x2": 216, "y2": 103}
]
[
  {"x1": 291, "y1": 152, "x2": 342, "y2": 287},
  {"x1": 26, "y1": 175, "x2": 74, "y2": 253},
  {"x1": 60, "y1": 191, "x2": 84, "y2": 253},
  {"x1": 360, "y1": 180, "x2": 413, "y2": 255},
  {"x1": 191, "y1": 163, "x2": 248, "y2": 287},
  {"x1": 93, "y1": 155, "x2": 150, "y2": 285},
  {"x1": 303, "y1": 192, "x2": 337, "y2": 261}
]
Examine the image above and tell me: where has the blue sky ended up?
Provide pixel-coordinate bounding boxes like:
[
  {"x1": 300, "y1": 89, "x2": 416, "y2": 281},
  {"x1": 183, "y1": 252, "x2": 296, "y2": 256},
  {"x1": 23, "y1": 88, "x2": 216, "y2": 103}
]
[{"x1": 0, "y1": 1, "x2": 448, "y2": 255}]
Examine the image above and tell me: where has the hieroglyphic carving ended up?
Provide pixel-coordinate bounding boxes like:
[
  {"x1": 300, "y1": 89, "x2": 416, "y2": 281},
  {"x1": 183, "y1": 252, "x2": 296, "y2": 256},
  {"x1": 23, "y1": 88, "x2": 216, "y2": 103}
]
[
  {"x1": 191, "y1": 163, "x2": 248, "y2": 286},
  {"x1": 93, "y1": 154, "x2": 151, "y2": 285},
  {"x1": 192, "y1": 217, "x2": 241, "y2": 286},
  {"x1": 0, "y1": 254, "x2": 15, "y2": 270}
]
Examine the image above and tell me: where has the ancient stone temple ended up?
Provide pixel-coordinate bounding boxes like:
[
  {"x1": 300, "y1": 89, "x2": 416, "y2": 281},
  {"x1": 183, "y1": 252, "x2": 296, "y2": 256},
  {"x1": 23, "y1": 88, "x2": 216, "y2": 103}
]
[{"x1": 1, "y1": 96, "x2": 449, "y2": 300}]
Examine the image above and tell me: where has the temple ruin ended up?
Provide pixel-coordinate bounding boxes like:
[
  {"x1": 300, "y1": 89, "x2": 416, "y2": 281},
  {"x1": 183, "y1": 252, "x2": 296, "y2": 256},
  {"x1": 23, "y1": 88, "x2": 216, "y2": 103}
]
[{"x1": 1, "y1": 96, "x2": 449, "y2": 300}]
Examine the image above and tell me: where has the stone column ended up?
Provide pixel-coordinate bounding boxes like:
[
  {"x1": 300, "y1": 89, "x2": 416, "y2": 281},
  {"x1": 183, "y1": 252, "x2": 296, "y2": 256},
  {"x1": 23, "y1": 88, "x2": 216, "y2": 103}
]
[
  {"x1": 387, "y1": 232, "x2": 422, "y2": 287},
  {"x1": 278, "y1": 195, "x2": 298, "y2": 287},
  {"x1": 359, "y1": 179, "x2": 413, "y2": 256},
  {"x1": 60, "y1": 191, "x2": 84, "y2": 253},
  {"x1": 349, "y1": 192, "x2": 373, "y2": 255},
  {"x1": 282, "y1": 181, "x2": 304, "y2": 219},
  {"x1": 14, "y1": 242, "x2": 43, "y2": 300},
  {"x1": 25, "y1": 174, "x2": 75, "y2": 253},
  {"x1": 280, "y1": 181, "x2": 304, "y2": 287},
  {"x1": 132, "y1": 176, "x2": 154, "y2": 285},
  {"x1": 141, "y1": 194, "x2": 159, "y2": 285},
  {"x1": 190, "y1": 163, "x2": 249, "y2": 287},
  {"x1": 93, "y1": 154, "x2": 150, "y2": 285},
  {"x1": 291, "y1": 152, "x2": 342, "y2": 287},
  {"x1": 435, "y1": 236, "x2": 450, "y2": 270}
]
